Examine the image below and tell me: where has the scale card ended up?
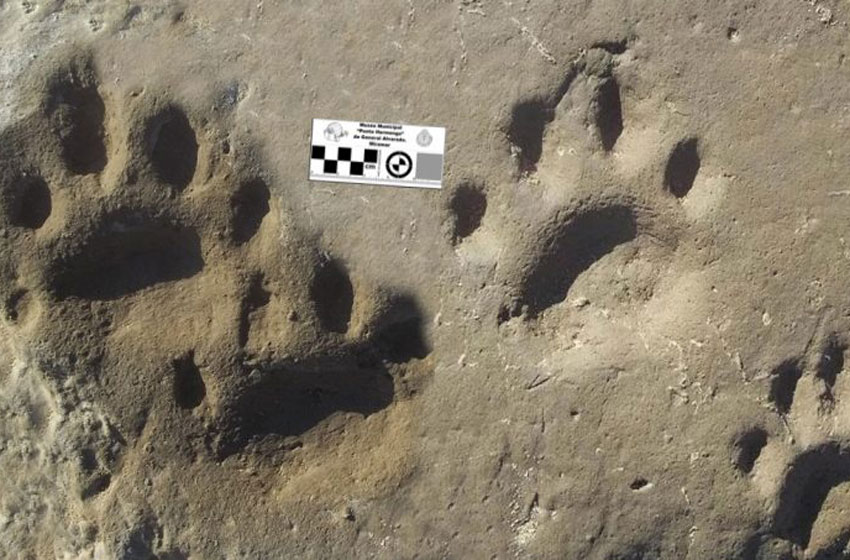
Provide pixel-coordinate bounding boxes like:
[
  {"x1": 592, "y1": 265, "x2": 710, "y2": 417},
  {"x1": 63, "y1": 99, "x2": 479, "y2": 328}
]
[{"x1": 309, "y1": 118, "x2": 445, "y2": 189}]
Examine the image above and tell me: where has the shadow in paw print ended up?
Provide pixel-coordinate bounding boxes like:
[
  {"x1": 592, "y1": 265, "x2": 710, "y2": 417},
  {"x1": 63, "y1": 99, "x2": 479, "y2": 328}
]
[
  {"x1": 80, "y1": 471, "x2": 111, "y2": 500},
  {"x1": 817, "y1": 334, "x2": 846, "y2": 407},
  {"x1": 367, "y1": 293, "x2": 431, "y2": 364},
  {"x1": 217, "y1": 294, "x2": 429, "y2": 458},
  {"x1": 732, "y1": 427, "x2": 768, "y2": 474},
  {"x1": 448, "y1": 181, "x2": 487, "y2": 243},
  {"x1": 78, "y1": 445, "x2": 112, "y2": 499},
  {"x1": 508, "y1": 99, "x2": 555, "y2": 172},
  {"x1": 592, "y1": 77, "x2": 623, "y2": 152},
  {"x1": 664, "y1": 138, "x2": 701, "y2": 198},
  {"x1": 47, "y1": 64, "x2": 107, "y2": 175},
  {"x1": 772, "y1": 442, "x2": 850, "y2": 548},
  {"x1": 738, "y1": 533, "x2": 794, "y2": 560},
  {"x1": 50, "y1": 212, "x2": 204, "y2": 300},
  {"x1": 4, "y1": 289, "x2": 30, "y2": 322},
  {"x1": 238, "y1": 272, "x2": 270, "y2": 347},
  {"x1": 517, "y1": 204, "x2": 638, "y2": 316},
  {"x1": 507, "y1": 70, "x2": 579, "y2": 172},
  {"x1": 231, "y1": 178, "x2": 270, "y2": 245},
  {"x1": 590, "y1": 39, "x2": 629, "y2": 54},
  {"x1": 768, "y1": 359, "x2": 803, "y2": 415},
  {"x1": 118, "y1": 517, "x2": 186, "y2": 560},
  {"x1": 605, "y1": 542, "x2": 661, "y2": 560},
  {"x1": 172, "y1": 352, "x2": 206, "y2": 410},
  {"x1": 147, "y1": 106, "x2": 198, "y2": 190},
  {"x1": 812, "y1": 532, "x2": 850, "y2": 560},
  {"x1": 5, "y1": 173, "x2": 51, "y2": 229},
  {"x1": 311, "y1": 258, "x2": 354, "y2": 334},
  {"x1": 219, "y1": 360, "x2": 394, "y2": 458}
]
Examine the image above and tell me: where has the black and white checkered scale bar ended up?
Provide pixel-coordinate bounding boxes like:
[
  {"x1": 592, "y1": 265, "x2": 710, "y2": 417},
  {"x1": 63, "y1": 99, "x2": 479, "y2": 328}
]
[{"x1": 311, "y1": 145, "x2": 379, "y2": 176}]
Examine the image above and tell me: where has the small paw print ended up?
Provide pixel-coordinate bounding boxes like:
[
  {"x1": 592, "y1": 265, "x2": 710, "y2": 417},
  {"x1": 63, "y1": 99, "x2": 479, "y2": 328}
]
[
  {"x1": 445, "y1": 41, "x2": 726, "y2": 327},
  {"x1": 737, "y1": 326, "x2": 850, "y2": 558},
  {"x1": 441, "y1": 39, "x2": 732, "y2": 558}
]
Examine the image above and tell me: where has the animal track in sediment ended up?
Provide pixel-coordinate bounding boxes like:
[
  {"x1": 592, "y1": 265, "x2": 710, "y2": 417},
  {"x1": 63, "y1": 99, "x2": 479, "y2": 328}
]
[
  {"x1": 664, "y1": 137, "x2": 701, "y2": 199},
  {"x1": 733, "y1": 427, "x2": 769, "y2": 475},
  {"x1": 230, "y1": 177, "x2": 270, "y2": 245},
  {"x1": 218, "y1": 287, "x2": 431, "y2": 459},
  {"x1": 447, "y1": 180, "x2": 488, "y2": 244},
  {"x1": 0, "y1": 50, "x2": 432, "y2": 473},
  {"x1": 741, "y1": 328, "x2": 850, "y2": 557},
  {"x1": 49, "y1": 209, "x2": 205, "y2": 301},
  {"x1": 768, "y1": 359, "x2": 804, "y2": 415},
  {"x1": 46, "y1": 55, "x2": 107, "y2": 175},
  {"x1": 3, "y1": 173, "x2": 51, "y2": 230},
  {"x1": 506, "y1": 202, "x2": 643, "y2": 318},
  {"x1": 146, "y1": 105, "x2": 197, "y2": 190},
  {"x1": 505, "y1": 41, "x2": 631, "y2": 173},
  {"x1": 310, "y1": 257, "x2": 355, "y2": 335},
  {"x1": 490, "y1": 42, "x2": 718, "y2": 324},
  {"x1": 172, "y1": 351, "x2": 206, "y2": 410},
  {"x1": 238, "y1": 272, "x2": 271, "y2": 348},
  {"x1": 816, "y1": 334, "x2": 846, "y2": 410},
  {"x1": 591, "y1": 76, "x2": 624, "y2": 152}
]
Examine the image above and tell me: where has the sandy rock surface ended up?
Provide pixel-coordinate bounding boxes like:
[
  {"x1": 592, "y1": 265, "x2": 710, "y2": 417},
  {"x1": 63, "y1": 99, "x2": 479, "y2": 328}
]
[{"x1": 2, "y1": 1, "x2": 850, "y2": 558}]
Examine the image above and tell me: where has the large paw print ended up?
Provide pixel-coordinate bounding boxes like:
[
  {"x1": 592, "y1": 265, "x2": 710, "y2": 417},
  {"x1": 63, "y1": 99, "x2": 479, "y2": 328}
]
[
  {"x1": 737, "y1": 325, "x2": 850, "y2": 559},
  {"x1": 0, "y1": 49, "x2": 430, "y2": 493}
]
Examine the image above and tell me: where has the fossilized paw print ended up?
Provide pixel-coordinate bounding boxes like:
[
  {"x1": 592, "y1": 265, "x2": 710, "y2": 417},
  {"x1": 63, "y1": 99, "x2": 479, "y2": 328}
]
[
  {"x1": 439, "y1": 39, "x2": 733, "y2": 558},
  {"x1": 446, "y1": 41, "x2": 724, "y2": 331},
  {"x1": 736, "y1": 323, "x2": 850, "y2": 559},
  {"x1": 0, "y1": 50, "x2": 431, "y2": 502},
  {"x1": 442, "y1": 40, "x2": 849, "y2": 558}
]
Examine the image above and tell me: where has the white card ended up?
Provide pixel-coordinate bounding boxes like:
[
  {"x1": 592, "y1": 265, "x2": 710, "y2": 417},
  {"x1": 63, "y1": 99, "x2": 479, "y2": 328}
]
[{"x1": 309, "y1": 118, "x2": 445, "y2": 189}]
